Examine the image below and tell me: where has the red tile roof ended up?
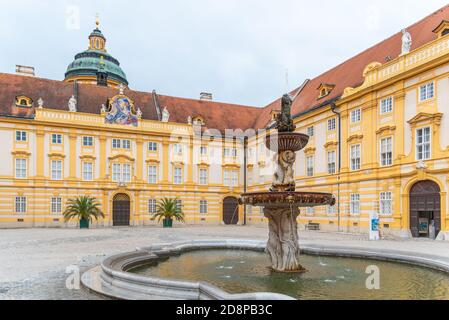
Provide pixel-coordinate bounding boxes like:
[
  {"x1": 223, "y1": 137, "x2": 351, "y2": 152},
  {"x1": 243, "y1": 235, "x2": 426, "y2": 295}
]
[{"x1": 255, "y1": 4, "x2": 449, "y2": 128}]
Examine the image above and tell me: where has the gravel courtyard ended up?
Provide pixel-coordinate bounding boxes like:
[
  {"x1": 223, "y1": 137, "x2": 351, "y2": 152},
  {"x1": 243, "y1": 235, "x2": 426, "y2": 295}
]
[{"x1": 1, "y1": 225, "x2": 448, "y2": 300}]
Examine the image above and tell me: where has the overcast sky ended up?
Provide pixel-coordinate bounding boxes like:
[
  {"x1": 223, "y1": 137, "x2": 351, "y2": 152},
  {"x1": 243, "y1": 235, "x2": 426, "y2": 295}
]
[{"x1": 0, "y1": 0, "x2": 448, "y2": 106}]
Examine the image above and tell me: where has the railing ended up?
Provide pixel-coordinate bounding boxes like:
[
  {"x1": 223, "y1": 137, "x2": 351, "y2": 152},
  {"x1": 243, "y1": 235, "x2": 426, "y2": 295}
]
[{"x1": 34, "y1": 109, "x2": 192, "y2": 135}]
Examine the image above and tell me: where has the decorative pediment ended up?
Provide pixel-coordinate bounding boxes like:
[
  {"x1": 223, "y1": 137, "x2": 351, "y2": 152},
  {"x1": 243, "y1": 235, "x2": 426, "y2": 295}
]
[
  {"x1": 324, "y1": 141, "x2": 339, "y2": 149},
  {"x1": 376, "y1": 125, "x2": 397, "y2": 135},
  {"x1": 145, "y1": 158, "x2": 160, "y2": 164},
  {"x1": 407, "y1": 112, "x2": 443, "y2": 126},
  {"x1": 197, "y1": 162, "x2": 210, "y2": 168},
  {"x1": 363, "y1": 62, "x2": 382, "y2": 76},
  {"x1": 11, "y1": 150, "x2": 31, "y2": 157},
  {"x1": 48, "y1": 152, "x2": 66, "y2": 159},
  {"x1": 347, "y1": 134, "x2": 364, "y2": 143},
  {"x1": 303, "y1": 146, "x2": 316, "y2": 155},
  {"x1": 258, "y1": 160, "x2": 266, "y2": 168},
  {"x1": 109, "y1": 154, "x2": 134, "y2": 162},
  {"x1": 222, "y1": 163, "x2": 240, "y2": 169},
  {"x1": 79, "y1": 155, "x2": 97, "y2": 160}
]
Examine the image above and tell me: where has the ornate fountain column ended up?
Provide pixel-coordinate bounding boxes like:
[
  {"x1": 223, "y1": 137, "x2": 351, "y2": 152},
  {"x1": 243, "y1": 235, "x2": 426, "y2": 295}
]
[{"x1": 241, "y1": 93, "x2": 335, "y2": 273}]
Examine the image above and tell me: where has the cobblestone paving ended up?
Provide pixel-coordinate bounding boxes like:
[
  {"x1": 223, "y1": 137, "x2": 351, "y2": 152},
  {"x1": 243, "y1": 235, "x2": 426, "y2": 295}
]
[{"x1": 0, "y1": 225, "x2": 447, "y2": 299}]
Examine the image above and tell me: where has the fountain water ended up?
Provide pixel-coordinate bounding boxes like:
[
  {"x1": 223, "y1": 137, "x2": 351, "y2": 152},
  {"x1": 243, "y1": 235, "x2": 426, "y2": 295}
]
[{"x1": 240, "y1": 94, "x2": 335, "y2": 273}]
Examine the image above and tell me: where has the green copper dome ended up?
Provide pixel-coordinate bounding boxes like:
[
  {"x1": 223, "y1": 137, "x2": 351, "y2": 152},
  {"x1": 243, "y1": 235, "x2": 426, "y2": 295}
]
[{"x1": 64, "y1": 27, "x2": 128, "y2": 86}]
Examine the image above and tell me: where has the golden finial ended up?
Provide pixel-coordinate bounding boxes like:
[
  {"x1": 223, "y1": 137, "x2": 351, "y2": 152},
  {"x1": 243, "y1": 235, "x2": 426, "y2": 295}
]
[{"x1": 95, "y1": 13, "x2": 100, "y2": 28}]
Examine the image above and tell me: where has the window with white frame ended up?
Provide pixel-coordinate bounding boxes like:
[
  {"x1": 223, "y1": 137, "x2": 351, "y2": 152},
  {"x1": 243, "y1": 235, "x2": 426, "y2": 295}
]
[
  {"x1": 15, "y1": 158, "x2": 27, "y2": 178},
  {"x1": 199, "y1": 168, "x2": 208, "y2": 185},
  {"x1": 174, "y1": 167, "x2": 183, "y2": 184},
  {"x1": 175, "y1": 199, "x2": 182, "y2": 210},
  {"x1": 51, "y1": 160, "x2": 63, "y2": 180},
  {"x1": 200, "y1": 146, "x2": 208, "y2": 156},
  {"x1": 380, "y1": 192, "x2": 392, "y2": 216},
  {"x1": 327, "y1": 151, "x2": 336, "y2": 174},
  {"x1": 380, "y1": 97, "x2": 393, "y2": 114},
  {"x1": 327, "y1": 204, "x2": 337, "y2": 215},
  {"x1": 122, "y1": 140, "x2": 131, "y2": 150},
  {"x1": 51, "y1": 134, "x2": 62, "y2": 144},
  {"x1": 112, "y1": 139, "x2": 121, "y2": 149},
  {"x1": 15, "y1": 131, "x2": 27, "y2": 142},
  {"x1": 350, "y1": 109, "x2": 361, "y2": 123},
  {"x1": 224, "y1": 169, "x2": 238, "y2": 187},
  {"x1": 173, "y1": 144, "x2": 183, "y2": 155},
  {"x1": 82, "y1": 136, "x2": 93, "y2": 147},
  {"x1": 148, "y1": 165, "x2": 157, "y2": 184},
  {"x1": 327, "y1": 118, "x2": 336, "y2": 131},
  {"x1": 200, "y1": 200, "x2": 208, "y2": 215},
  {"x1": 306, "y1": 126, "x2": 314, "y2": 137},
  {"x1": 51, "y1": 197, "x2": 62, "y2": 214},
  {"x1": 122, "y1": 164, "x2": 131, "y2": 182},
  {"x1": 224, "y1": 148, "x2": 238, "y2": 157},
  {"x1": 83, "y1": 162, "x2": 93, "y2": 181},
  {"x1": 306, "y1": 156, "x2": 314, "y2": 177},
  {"x1": 350, "y1": 144, "x2": 361, "y2": 171},
  {"x1": 148, "y1": 142, "x2": 158, "y2": 152},
  {"x1": 112, "y1": 164, "x2": 121, "y2": 182},
  {"x1": 148, "y1": 199, "x2": 157, "y2": 214},
  {"x1": 380, "y1": 137, "x2": 393, "y2": 166},
  {"x1": 416, "y1": 127, "x2": 431, "y2": 160},
  {"x1": 306, "y1": 207, "x2": 314, "y2": 215},
  {"x1": 350, "y1": 193, "x2": 360, "y2": 215},
  {"x1": 420, "y1": 82, "x2": 434, "y2": 101},
  {"x1": 112, "y1": 163, "x2": 131, "y2": 183},
  {"x1": 15, "y1": 196, "x2": 26, "y2": 213}
]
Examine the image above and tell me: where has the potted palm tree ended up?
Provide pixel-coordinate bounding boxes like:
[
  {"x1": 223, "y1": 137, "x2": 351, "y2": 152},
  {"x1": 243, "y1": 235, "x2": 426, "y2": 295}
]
[
  {"x1": 63, "y1": 196, "x2": 105, "y2": 229},
  {"x1": 152, "y1": 198, "x2": 184, "y2": 228}
]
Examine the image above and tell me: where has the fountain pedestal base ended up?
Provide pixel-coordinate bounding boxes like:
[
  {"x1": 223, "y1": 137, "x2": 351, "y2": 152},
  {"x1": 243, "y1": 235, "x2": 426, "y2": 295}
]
[{"x1": 264, "y1": 206, "x2": 305, "y2": 273}]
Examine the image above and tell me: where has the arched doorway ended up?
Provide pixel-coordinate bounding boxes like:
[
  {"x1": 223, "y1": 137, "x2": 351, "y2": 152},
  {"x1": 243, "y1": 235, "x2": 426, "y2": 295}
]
[
  {"x1": 113, "y1": 193, "x2": 130, "y2": 226},
  {"x1": 409, "y1": 180, "x2": 441, "y2": 238},
  {"x1": 223, "y1": 197, "x2": 239, "y2": 225}
]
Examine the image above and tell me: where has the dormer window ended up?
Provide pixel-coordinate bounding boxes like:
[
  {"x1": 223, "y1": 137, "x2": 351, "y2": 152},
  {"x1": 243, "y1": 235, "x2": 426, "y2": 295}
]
[
  {"x1": 433, "y1": 20, "x2": 449, "y2": 38},
  {"x1": 15, "y1": 96, "x2": 33, "y2": 108},
  {"x1": 192, "y1": 116, "x2": 205, "y2": 126},
  {"x1": 317, "y1": 83, "x2": 335, "y2": 99}
]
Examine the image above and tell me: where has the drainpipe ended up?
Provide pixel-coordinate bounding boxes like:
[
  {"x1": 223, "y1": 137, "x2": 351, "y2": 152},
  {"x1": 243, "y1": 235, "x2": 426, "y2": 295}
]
[
  {"x1": 243, "y1": 136, "x2": 248, "y2": 226},
  {"x1": 331, "y1": 103, "x2": 342, "y2": 232}
]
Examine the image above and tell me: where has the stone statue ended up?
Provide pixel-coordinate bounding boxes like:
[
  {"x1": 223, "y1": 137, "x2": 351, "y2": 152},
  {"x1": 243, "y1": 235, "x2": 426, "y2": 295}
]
[
  {"x1": 118, "y1": 83, "x2": 125, "y2": 95},
  {"x1": 37, "y1": 98, "x2": 44, "y2": 109},
  {"x1": 137, "y1": 108, "x2": 142, "y2": 118},
  {"x1": 68, "y1": 95, "x2": 77, "y2": 112},
  {"x1": 401, "y1": 29, "x2": 412, "y2": 55},
  {"x1": 187, "y1": 116, "x2": 192, "y2": 125},
  {"x1": 275, "y1": 94, "x2": 296, "y2": 133},
  {"x1": 271, "y1": 150, "x2": 296, "y2": 192},
  {"x1": 100, "y1": 104, "x2": 107, "y2": 114},
  {"x1": 161, "y1": 107, "x2": 170, "y2": 122}
]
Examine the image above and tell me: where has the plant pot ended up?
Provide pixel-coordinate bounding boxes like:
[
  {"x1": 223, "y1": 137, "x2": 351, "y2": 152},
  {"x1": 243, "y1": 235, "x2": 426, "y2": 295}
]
[
  {"x1": 163, "y1": 218, "x2": 173, "y2": 228},
  {"x1": 80, "y1": 218, "x2": 89, "y2": 229}
]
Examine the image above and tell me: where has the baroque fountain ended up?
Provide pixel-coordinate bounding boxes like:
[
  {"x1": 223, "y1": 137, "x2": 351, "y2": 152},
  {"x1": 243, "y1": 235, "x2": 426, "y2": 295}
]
[
  {"x1": 240, "y1": 93, "x2": 335, "y2": 273},
  {"x1": 81, "y1": 94, "x2": 449, "y2": 300}
]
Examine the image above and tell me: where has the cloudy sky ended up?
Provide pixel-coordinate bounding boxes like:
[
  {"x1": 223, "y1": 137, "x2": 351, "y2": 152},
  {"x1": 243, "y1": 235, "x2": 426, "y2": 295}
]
[{"x1": 0, "y1": 0, "x2": 448, "y2": 106}]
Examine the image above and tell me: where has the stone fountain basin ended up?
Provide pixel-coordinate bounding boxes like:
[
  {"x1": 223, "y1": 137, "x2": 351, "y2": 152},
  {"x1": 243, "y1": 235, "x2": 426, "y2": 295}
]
[
  {"x1": 265, "y1": 132, "x2": 309, "y2": 152},
  {"x1": 81, "y1": 239, "x2": 449, "y2": 300},
  {"x1": 240, "y1": 192, "x2": 336, "y2": 208}
]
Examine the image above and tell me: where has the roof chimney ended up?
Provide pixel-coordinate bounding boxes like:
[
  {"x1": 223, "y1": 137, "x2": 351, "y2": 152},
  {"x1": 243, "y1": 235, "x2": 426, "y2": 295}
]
[
  {"x1": 200, "y1": 92, "x2": 213, "y2": 101},
  {"x1": 15, "y1": 65, "x2": 35, "y2": 77}
]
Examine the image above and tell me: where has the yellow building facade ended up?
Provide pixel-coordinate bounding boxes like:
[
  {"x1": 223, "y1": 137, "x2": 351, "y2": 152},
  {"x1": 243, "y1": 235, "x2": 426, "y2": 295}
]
[{"x1": 1, "y1": 11, "x2": 449, "y2": 239}]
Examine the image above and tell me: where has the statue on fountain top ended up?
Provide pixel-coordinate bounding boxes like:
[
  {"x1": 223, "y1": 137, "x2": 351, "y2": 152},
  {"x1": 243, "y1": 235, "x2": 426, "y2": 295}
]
[{"x1": 275, "y1": 94, "x2": 296, "y2": 133}]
